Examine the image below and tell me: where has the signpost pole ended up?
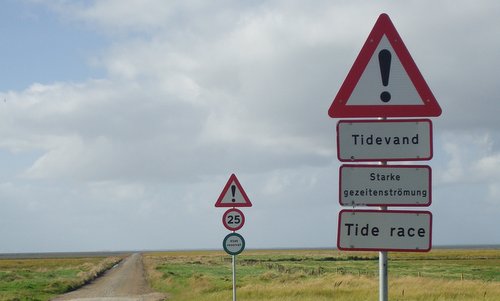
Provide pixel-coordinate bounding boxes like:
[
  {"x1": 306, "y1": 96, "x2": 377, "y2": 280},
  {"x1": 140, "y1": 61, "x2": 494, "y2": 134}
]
[
  {"x1": 379, "y1": 249, "x2": 388, "y2": 301},
  {"x1": 232, "y1": 254, "x2": 236, "y2": 301},
  {"x1": 379, "y1": 158, "x2": 388, "y2": 301}
]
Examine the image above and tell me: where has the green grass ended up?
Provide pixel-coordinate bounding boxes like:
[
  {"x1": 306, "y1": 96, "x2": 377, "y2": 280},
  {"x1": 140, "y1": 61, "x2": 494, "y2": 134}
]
[
  {"x1": 0, "y1": 256, "x2": 123, "y2": 301},
  {"x1": 144, "y1": 249, "x2": 500, "y2": 301},
  {"x1": 1, "y1": 249, "x2": 498, "y2": 300}
]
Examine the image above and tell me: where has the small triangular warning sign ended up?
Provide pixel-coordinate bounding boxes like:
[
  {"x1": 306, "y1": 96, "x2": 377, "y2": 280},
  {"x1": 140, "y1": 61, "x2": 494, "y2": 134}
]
[
  {"x1": 328, "y1": 13, "x2": 442, "y2": 118},
  {"x1": 215, "y1": 174, "x2": 252, "y2": 207}
]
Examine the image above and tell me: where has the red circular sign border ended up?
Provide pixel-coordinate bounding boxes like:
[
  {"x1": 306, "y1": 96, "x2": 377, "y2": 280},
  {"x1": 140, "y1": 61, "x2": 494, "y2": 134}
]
[{"x1": 222, "y1": 208, "x2": 245, "y2": 231}]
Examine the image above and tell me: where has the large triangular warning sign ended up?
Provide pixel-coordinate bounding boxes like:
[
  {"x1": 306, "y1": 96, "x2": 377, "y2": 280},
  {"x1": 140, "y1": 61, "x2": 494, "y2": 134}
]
[
  {"x1": 215, "y1": 174, "x2": 252, "y2": 207},
  {"x1": 328, "y1": 13, "x2": 441, "y2": 118}
]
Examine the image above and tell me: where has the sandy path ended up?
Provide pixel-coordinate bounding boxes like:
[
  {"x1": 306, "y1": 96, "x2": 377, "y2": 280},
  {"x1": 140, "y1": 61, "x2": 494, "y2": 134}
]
[{"x1": 52, "y1": 253, "x2": 167, "y2": 301}]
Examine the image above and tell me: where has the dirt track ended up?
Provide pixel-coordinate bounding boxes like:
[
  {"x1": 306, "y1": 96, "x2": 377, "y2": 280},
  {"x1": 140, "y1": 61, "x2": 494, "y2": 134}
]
[{"x1": 52, "y1": 253, "x2": 167, "y2": 301}]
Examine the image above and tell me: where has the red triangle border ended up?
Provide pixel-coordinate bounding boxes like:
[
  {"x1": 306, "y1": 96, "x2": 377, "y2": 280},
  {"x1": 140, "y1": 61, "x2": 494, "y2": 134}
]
[
  {"x1": 215, "y1": 174, "x2": 253, "y2": 207},
  {"x1": 328, "y1": 13, "x2": 442, "y2": 118}
]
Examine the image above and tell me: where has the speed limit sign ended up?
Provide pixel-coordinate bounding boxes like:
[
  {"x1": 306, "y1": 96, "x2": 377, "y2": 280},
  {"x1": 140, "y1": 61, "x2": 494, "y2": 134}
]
[{"x1": 222, "y1": 208, "x2": 245, "y2": 231}]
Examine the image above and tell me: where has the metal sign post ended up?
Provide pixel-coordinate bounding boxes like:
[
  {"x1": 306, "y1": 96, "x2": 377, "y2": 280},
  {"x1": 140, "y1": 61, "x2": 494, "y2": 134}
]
[
  {"x1": 379, "y1": 250, "x2": 388, "y2": 301},
  {"x1": 232, "y1": 255, "x2": 236, "y2": 301},
  {"x1": 379, "y1": 201, "x2": 388, "y2": 301}
]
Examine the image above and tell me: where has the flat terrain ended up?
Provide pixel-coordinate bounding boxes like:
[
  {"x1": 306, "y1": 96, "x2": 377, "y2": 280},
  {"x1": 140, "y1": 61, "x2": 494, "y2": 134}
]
[
  {"x1": 144, "y1": 248, "x2": 500, "y2": 301},
  {"x1": 1, "y1": 248, "x2": 499, "y2": 300},
  {"x1": 52, "y1": 253, "x2": 166, "y2": 301},
  {"x1": 0, "y1": 255, "x2": 122, "y2": 300}
]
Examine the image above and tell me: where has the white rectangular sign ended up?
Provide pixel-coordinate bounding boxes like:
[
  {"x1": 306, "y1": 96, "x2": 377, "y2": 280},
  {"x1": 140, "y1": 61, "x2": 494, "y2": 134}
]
[
  {"x1": 339, "y1": 165, "x2": 431, "y2": 207},
  {"x1": 337, "y1": 119, "x2": 432, "y2": 162},
  {"x1": 337, "y1": 210, "x2": 432, "y2": 252}
]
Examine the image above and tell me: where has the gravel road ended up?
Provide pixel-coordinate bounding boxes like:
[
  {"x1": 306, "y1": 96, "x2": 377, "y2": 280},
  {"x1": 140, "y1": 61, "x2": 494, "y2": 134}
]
[{"x1": 52, "y1": 253, "x2": 167, "y2": 301}]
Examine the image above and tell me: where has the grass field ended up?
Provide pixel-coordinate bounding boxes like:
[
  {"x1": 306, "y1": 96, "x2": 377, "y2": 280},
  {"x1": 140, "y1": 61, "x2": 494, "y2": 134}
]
[
  {"x1": 144, "y1": 248, "x2": 500, "y2": 301},
  {"x1": 0, "y1": 249, "x2": 498, "y2": 300},
  {"x1": 0, "y1": 255, "x2": 123, "y2": 301}
]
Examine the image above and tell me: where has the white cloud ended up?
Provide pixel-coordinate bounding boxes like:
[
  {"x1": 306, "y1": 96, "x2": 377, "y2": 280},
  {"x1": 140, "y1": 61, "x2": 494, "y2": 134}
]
[
  {"x1": 34, "y1": 0, "x2": 181, "y2": 32},
  {"x1": 437, "y1": 131, "x2": 500, "y2": 185},
  {"x1": 87, "y1": 180, "x2": 146, "y2": 202},
  {"x1": 4, "y1": 1, "x2": 352, "y2": 184},
  {"x1": 487, "y1": 184, "x2": 500, "y2": 205},
  {"x1": 23, "y1": 135, "x2": 113, "y2": 180},
  {"x1": 3, "y1": 0, "x2": 499, "y2": 251}
]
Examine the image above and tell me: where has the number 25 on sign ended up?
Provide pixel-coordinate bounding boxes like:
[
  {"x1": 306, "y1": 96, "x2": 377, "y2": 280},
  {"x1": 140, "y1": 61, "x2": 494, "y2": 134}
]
[{"x1": 223, "y1": 208, "x2": 245, "y2": 231}]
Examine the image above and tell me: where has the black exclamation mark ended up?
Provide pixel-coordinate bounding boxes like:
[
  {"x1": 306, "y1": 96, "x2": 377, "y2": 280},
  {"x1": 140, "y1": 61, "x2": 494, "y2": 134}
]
[
  {"x1": 231, "y1": 185, "x2": 236, "y2": 202},
  {"x1": 378, "y1": 49, "x2": 392, "y2": 103}
]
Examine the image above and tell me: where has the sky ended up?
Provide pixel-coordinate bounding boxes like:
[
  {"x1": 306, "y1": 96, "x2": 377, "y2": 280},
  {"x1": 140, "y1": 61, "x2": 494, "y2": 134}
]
[{"x1": 0, "y1": 0, "x2": 499, "y2": 253}]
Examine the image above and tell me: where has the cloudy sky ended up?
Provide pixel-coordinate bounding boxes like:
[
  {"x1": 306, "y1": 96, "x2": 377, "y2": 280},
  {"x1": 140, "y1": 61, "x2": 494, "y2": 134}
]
[{"x1": 0, "y1": 0, "x2": 499, "y2": 253}]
